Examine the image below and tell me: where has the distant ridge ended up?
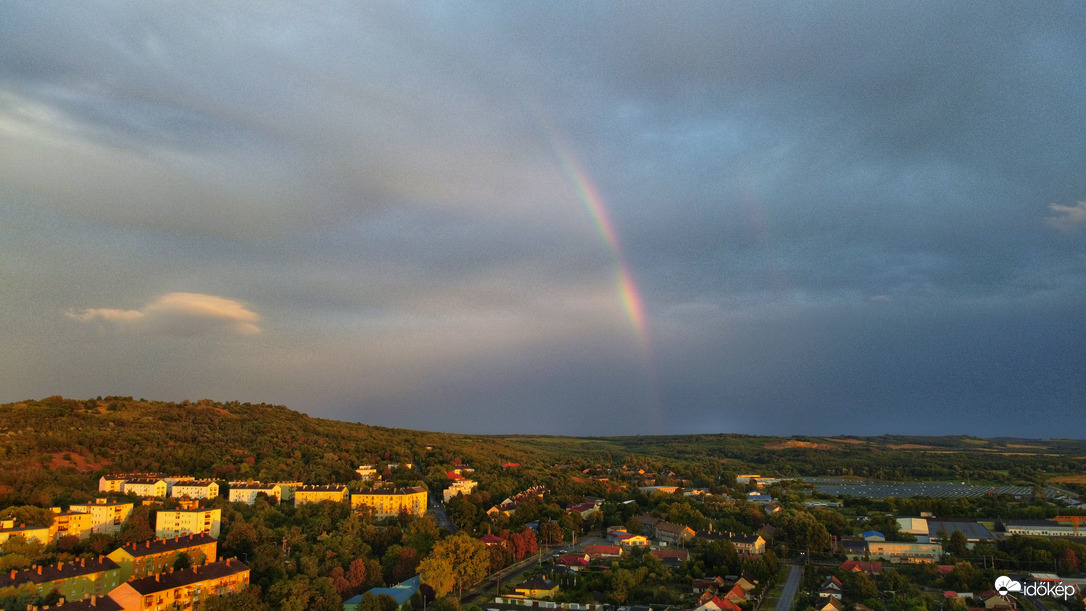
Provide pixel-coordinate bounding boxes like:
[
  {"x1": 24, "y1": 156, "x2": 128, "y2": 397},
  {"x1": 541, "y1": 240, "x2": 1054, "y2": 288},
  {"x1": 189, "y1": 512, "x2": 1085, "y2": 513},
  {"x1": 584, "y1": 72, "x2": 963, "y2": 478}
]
[{"x1": 1, "y1": 396, "x2": 1083, "y2": 505}]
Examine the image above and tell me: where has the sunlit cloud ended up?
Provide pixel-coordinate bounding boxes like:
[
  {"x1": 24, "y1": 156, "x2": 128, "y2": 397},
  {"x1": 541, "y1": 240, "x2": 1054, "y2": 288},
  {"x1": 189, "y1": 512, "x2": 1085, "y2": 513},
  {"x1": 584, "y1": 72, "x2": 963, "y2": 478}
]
[
  {"x1": 67, "y1": 292, "x2": 261, "y2": 336},
  {"x1": 1046, "y1": 201, "x2": 1086, "y2": 233}
]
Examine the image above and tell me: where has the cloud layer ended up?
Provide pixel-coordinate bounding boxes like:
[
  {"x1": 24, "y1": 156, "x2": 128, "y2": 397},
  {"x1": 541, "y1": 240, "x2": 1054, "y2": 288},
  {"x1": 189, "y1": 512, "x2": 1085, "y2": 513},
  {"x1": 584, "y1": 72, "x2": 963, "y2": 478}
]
[
  {"x1": 2, "y1": 2, "x2": 1084, "y2": 436},
  {"x1": 68, "y1": 292, "x2": 261, "y2": 336}
]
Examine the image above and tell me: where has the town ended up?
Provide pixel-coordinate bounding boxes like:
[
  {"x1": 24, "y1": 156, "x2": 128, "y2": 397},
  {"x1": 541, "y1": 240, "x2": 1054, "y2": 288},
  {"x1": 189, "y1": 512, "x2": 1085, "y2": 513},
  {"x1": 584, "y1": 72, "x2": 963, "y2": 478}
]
[{"x1": 1, "y1": 398, "x2": 1085, "y2": 611}]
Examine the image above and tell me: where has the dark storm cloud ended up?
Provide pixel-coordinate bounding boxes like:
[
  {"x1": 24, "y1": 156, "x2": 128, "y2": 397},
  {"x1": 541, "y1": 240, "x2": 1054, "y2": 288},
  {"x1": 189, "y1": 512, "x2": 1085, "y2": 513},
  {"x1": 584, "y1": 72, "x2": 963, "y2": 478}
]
[{"x1": 1, "y1": 1, "x2": 1084, "y2": 436}]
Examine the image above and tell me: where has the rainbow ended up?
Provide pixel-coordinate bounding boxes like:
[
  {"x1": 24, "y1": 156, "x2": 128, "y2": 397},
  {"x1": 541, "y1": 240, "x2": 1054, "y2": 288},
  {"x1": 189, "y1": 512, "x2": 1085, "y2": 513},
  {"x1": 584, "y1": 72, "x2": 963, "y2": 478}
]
[{"x1": 550, "y1": 141, "x2": 649, "y2": 352}]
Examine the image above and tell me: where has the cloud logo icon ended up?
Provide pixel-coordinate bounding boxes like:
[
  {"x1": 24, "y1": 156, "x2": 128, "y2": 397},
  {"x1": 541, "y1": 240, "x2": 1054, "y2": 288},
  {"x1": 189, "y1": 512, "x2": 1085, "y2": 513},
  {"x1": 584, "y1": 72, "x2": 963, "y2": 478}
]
[{"x1": 995, "y1": 576, "x2": 1021, "y2": 595}]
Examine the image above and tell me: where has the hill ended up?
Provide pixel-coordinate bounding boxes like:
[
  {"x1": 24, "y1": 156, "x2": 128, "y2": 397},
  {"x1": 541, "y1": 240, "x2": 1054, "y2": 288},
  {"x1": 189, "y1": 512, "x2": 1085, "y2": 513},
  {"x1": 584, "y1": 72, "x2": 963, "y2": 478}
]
[{"x1": 1, "y1": 396, "x2": 1084, "y2": 505}]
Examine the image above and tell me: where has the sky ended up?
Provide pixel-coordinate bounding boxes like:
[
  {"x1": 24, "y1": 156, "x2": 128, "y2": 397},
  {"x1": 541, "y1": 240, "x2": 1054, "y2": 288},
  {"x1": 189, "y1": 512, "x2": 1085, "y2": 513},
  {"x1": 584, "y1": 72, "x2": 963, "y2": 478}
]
[{"x1": 2, "y1": 2, "x2": 1085, "y2": 438}]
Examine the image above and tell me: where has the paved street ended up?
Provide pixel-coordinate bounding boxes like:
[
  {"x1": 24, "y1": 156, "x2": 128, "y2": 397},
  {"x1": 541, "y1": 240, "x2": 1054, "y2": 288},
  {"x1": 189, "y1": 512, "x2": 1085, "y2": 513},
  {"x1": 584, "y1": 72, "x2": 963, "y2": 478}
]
[{"x1": 774, "y1": 564, "x2": 804, "y2": 611}]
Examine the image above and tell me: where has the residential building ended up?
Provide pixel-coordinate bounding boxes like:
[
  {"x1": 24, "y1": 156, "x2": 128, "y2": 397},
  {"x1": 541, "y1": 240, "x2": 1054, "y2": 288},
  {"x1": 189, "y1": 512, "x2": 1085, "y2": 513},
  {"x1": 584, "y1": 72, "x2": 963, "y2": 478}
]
[
  {"x1": 107, "y1": 533, "x2": 217, "y2": 581},
  {"x1": 584, "y1": 545, "x2": 622, "y2": 560},
  {"x1": 0, "y1": 519, "x2": 50, "y2": 545},
  {"x1": 513, "y1": 576, "x2": 559, "y2": 599},
  {"x1": 819, "y1": 576, "x2": 843, "y2": 599},
  {"x1": 839, "y1": 560, "x2": 883, "y2": 574},
  {"x1": 567, "y1": 502, "x2": 601, "y2": 519},
  {"x1": 694, "y1": 596, "x2": 741, "y2": 611},
  {"x1": 50, "y1": 508, "x2": 94, "y2": 540},
  {"x1": 728, "y1": 533, "x2": 766, "y2": 555},
  {"x1": 649, "y1": 549, "x2": 690, "y2": 566},
  {"x1": 606, "y1": 529, "x2": 649, "y2": 548},
  {"x1": 121, "y1": 478, "x2": 168, "y2": 498},
  {"x1": 69, "y1": 499, "x2": 134, "y2": 536},
  {"x1": 41, "y1": 595, "x2": 124, "y2": 610},
  {"x1": 634, "y1": 514, "x2": 661, "y2": 537},
  {"x1": 479, "y1": 533, "x2": 504, "y2": 547},
  {"x1": 155, "y1": 505, "x2": 221, "y2": 539},
  {"x1": 556, "y1": 554, "x2": 589, "y2": 570},
  {"x1": 107, "y1": 558, "x2": 249, "y2": 610},
  {"x1": 227, "y1": 483, "x2": 281, "y2": 505},
  {"x1": 721, "y1": 583, "x2": 747, "y2": 604},
  {"x1": 443, "y1": 478, "x2": 478, "y2": 503},
  {"x1": 293, "y1": 484, "x2": 349, "y2": 506},
  {"x1": 169, "y1": 480, "x2": 219, "y2": 500},
  {"x1": 655, "y1": 522, "x2": 696, "y2": 546},
  {"x1": 356, "y1": 465, "x2": 377, "y2": 481},
  {"x1": 98, "y1": 476, "x2": 127, "y2": 493},
  {"x1": 276, "y1": 482, "x2": 304, "y2": 502},
  {"x1": 351, "y1": 486, "x2": 428, "y2": 518},
  {"x1": 0, "y1": 556, "x2": 122, "y2": 601}
]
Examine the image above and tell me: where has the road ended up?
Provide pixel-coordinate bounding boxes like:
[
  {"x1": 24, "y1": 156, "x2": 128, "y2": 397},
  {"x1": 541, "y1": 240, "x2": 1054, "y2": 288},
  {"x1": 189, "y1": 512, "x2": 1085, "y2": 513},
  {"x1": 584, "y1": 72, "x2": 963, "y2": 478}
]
[
  {"x1": 460, "y1": 535, "x2": 603, "y2": 605},
  {"x1": 774, "y1": 564, "x2": 804, "y2": 611},
  {"x1": 428, "y1": 497, "x2": 456, "y2": 533}
]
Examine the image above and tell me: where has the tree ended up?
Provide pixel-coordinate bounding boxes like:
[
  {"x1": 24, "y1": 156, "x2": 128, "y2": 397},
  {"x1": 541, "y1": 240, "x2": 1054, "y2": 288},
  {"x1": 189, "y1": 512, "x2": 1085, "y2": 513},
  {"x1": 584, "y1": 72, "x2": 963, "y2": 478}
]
[
  {"x1": 419, "y1": 554, "x2": 456, "y2": 598},
  {"x1": 419, "y1": 533, "x2": 489, "y2": 599},
  {"x1": 200, "y1": 589, "x2": 271, "y2": 611},
  {"x1": 947, "y1": 530, "x2": 969, "y2": 557},
  {"x1": 173, "y1": 552, "x2": 192, "y2": 571}
]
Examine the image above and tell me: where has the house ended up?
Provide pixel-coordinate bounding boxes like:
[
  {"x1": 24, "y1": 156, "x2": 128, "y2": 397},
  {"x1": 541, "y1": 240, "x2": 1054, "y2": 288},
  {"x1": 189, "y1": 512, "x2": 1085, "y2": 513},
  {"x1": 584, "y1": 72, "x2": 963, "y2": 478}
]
[
  {"x1": 649, "y1": 549, "x2": 690, "y2": 566},
  {"x1": 819, "y1": 576, "x2": 843, "y2": 599},
  {"x1": 121, "y1": 478, "x2": 169, "y2": 498},
  {"x1": 839, "y1": 560, "x2": 883, "y2": 574},
  {"x1": 68, "y1": 499, "x2": 135, "y2": 537},
  {"x1": 568, "y1": 502, "x2": 601, "y2": 519},
  {"x1": 107, "y1": 533, "x2": 217, "y2": 581},
  {"x1": 721, "y1": 583, "x2": 747, "y2": 603},
  {"x1": 735, "y1": 573, "x2": 759, "y2": 592},
  {"x1": 584, "y1": 544, "x2": 622, "y2": 560},
  {"x1": 155, "y1": 504, "x2": 221, "y2": 539},
  {"x1": 351, "y1": 486, "x2": 428, "y2": 518},
  {"x1": 169, "y1": 480, "x2": 220, "y2": 500},
  {"x1": 293, "y1": 484, "x2": 349, "y2": 506},
  {"x1": 0, "y1": 519, "x2": 50, "y2": 545},
  {"x1": 344, "y1": 575, "x2": 421, "y2": 610},
  {"x1": 728, "y1": 532, "x2": 766, "y2": 555},
  {"x1": 977, "y1": 589, "x2": 1017, "y2": 609},
  {"x1": 107, "y1": 558, "x2": 249, "y2": 610},
  {"x1": 0, "y1": 556, "x2": 122, "y2": 601},
  {"x1": 479, "y1": 533, "x2": 505, "y2": 547},
  {"x1": 556, "y1": 554, "x2": 590, "y2": 570},
  {"x1": 694, "y1": 595, "x2": 741, "y2": 611},
  {"x1": 228, "y1": 482, "x2": 282, "y2": 505},
  {"x1": 655, "y1": 522, "x2": 696, "y2": 546},
  {"x1": 513, "y1": 576, "x2": 559, "y2": 598},
  {"x1": 691, "y1": 576, "x2": 726, "y2": 594},
  {"x1": 49, "y1": 508, "x2": 94, "y2": 541},
  {"x1": 634, "y1": 514, "x2": 661, "y2": 537},
  {"x1": 607, "y1": 530, "x2": 649, "y2": 548},
  {"x1": 818, "y1": 598, "x2": 846, "y2": 611},
  {"x1": 356, "y1": 465, "x2": 377, "y2": 481}
]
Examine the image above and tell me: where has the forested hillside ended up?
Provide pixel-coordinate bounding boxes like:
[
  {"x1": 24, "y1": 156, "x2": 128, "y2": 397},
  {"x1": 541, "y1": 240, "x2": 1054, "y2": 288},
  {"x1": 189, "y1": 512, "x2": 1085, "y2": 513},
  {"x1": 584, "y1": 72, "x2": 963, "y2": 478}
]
[{"x1": 1, "y1": 396, "x2": 1084, "y2": 507}]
